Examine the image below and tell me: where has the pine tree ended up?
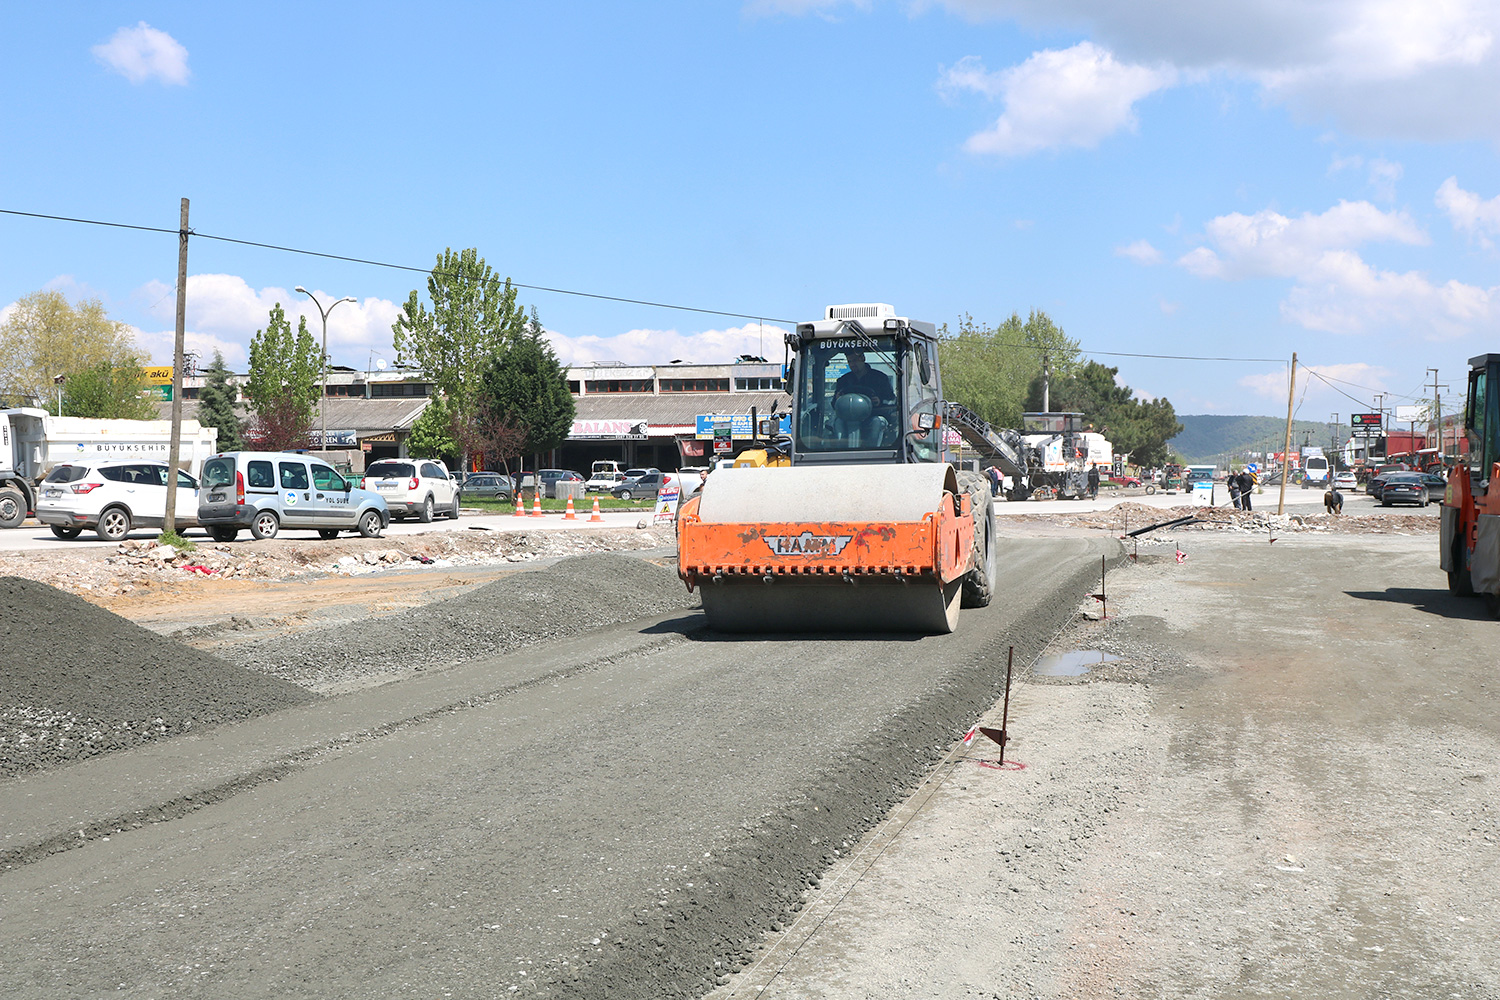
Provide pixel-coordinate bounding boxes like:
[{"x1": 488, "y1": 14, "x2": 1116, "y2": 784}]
[{"x1": 197, "y1": 350, "x2": 244, "y2": 451}]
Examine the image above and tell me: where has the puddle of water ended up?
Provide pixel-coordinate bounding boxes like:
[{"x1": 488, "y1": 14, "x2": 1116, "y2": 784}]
[{"x1": 1034, "y1": 649, "x2": 1121, "y2": 677}]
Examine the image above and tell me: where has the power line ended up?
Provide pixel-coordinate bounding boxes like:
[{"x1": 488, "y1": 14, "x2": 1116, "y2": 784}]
[
  {"x1": 0, "y1": 207, "x2": 797, "y2": 325},
  {"x1": 0, "y1": 206, "x2": 1325, "y2": 366}
]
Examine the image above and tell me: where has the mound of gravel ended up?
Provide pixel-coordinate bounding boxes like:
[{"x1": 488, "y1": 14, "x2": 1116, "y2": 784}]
[
  {"x1": 0, "y1": 577, "x2": 317, "y2": 778},
  {"x1": 234, "y1": 552, "x2": 699, "y2": 691}
]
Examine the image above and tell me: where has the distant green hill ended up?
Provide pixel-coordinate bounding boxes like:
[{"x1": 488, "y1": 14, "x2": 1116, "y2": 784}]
[{"x1": 1168, "y1": 415, "x2": 1342, "y2": 465}]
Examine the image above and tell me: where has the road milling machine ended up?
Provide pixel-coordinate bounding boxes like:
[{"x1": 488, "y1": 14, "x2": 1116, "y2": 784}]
[
  {"x1": 1442, "y1": 352, "x2": 1500, "y2": 614},
  {"x1": 676, "y1": 303, "x2": 1032, "y2": 633}
]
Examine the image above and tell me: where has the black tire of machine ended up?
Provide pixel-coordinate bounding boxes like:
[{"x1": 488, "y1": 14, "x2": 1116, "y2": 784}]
[
  {"x1": 0, "y1": 487, "x2": 27, "y2": 529},
  {"x1": 956, "y1": 470, "x2": 995, "y2": 609},
  {"x1": 209, "y1": 526, "x2": 238, "y2": 543},
  {"x1": 1449, "y1": 534, "x2": 1475, "y2": 596},
  {"x1": 318, "y1": 529, "x2": 340, "y2": 539}
]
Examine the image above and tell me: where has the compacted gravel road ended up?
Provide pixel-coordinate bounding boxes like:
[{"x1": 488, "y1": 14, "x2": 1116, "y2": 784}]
[{"x1": 0, "y1": 536, "x2": 1115, "y2": 999}]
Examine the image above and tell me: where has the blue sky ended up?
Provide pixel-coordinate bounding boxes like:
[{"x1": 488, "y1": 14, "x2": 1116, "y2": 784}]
[{"x1": 2, "y1": 1, "x2": 1498, "y2": 421}]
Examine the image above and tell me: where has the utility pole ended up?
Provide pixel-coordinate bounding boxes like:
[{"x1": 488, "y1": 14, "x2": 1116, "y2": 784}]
[
  {"x1": 1278, "y1": 353, "x2": 1296, "y2": 515},
  {"x1": 1427, "y1": 367, "x2": 1447, "y2": 462},
  {"x1": 1373, "y1": 391, "x2": 1386, "y2": 460},
  {"x1": 1041, "y1": 352, "x2": 1051, "y2": 413},
  {"x1": 163, "y1": 197, "x2": 189, "y2": 537}
]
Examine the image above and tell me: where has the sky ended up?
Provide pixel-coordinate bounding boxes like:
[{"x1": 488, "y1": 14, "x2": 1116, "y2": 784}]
[{"x1": 2, "y1": 1, "x2": 1498, "y2": 422}]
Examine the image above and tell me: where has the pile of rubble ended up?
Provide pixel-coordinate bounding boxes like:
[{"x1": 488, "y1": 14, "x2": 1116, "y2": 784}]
[
  {"x1": 0, "y1": 525, "x2": 678, "y2": 600},
  {"x1": 1008, "y1": 502, "x2": 1439, "y2": 537}
]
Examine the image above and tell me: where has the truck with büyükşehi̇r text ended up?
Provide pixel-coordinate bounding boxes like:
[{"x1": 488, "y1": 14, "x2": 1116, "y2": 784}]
[{"x1": 0, "y1": 408, "x2": 219, "y2": 528}]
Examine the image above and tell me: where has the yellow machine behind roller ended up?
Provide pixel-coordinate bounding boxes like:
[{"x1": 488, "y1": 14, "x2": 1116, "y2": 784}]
[{"x1": 677, "y1": 303, "x2": 997, "y2": 634}]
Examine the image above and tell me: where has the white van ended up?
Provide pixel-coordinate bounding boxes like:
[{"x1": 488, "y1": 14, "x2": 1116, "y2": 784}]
[{"x1": 197, "y1": 452, "x2": 389, "y2": 541}]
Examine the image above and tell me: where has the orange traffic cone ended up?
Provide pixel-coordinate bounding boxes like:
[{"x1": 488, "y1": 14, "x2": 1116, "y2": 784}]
[
  {"x1": 531, "y1": 491, "x2": 544, "y2": 517},
  {"x1": 589, "y1": 497, "x2": 603, "y2": 522},
  {"x1": 514, "y1": 492, "x2": 525, "y2": 516},
  {"x1": 564, "y1": 494, "x2": 577, "y2": 520}
]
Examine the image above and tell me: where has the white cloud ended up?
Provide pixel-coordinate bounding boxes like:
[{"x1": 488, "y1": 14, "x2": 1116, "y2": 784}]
[
  {"x1": 0, "y1": 301, "x2": 15, "y2": 326},
  {"x1": 1157, "y1": 297, "x2": 1178, "y2": 315},
  {"x1": 546, "y1": 322, "x2": 790, "y2": 368},
  {"x1": 945, "y1": 43, "x2": 1175, "y2": 156},
  {"x1": 1177, "y1": 200, "x2": 1427, "y2": 280},
  {"x1": 1328, "y1": 153, "x2": 1364, "y2": 174},
  {"x1": 1180, "y1": 199, "x2": 1495, "y2": 338},
  {"x1": 1115, "y1": 239, "x2": 1161, "y2": 265},
  {"x1": 92, "y1": 22, "x2": 190, "y2": 86},
  {"x1": 1367, "y1": 158, "x2": 1402, "y2": 202},
  {"x1": 1239, "y1": 361, "x2": 1389, "y2": 400},
  {"x1": 925, "y1": 1, "x2": 1500, "y2": 140},
  {"x1": 132, "y1": 275, "x2": 402, "y2": 368},
  {"x1": 1436, "y1": 176, "x2": 1500, "y2": 248}
]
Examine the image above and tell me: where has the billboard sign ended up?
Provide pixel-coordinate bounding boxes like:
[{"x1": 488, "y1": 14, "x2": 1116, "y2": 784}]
[
  {"x1": 1394, "y1": 405, "x2": 1426, "y2": 422},
  {"x1": 1351, "y1": 412, "x2": 1382, "y2": 426},
  {"x1": 141, "y1": 366, "x2": 173, "y2": 386},
  {"x1": 694, "y1": 413, "x2": 792, "y2": 440}
]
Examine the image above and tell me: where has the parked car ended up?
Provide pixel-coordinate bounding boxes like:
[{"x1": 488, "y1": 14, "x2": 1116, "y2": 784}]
[
  {"x1": 1333, "y1": 471, "x2": 1356, "y2": 491},
  {"x1": 1378, "y1": 473, "x2": 1430, "y2": 507},
  {"x1": 197, "y1": 452, "x2": 389, "y2": 541},
  {"x1": 535, "y1": 469, "x2": 585, "y2": 498},
  {"x1": 612, "y1": 471, "x2": 665, "y2": 500},
  {"x1": 585, "y1": 471, "x2": 625, "y2": 493},
  {"x1": 1418, "y1": 471, "x2": 1449, "y2": 502},
  {"x1": 622, "y1": 468, "x2": 659, "y2": 482},
  {"x1": 35, "y1": 460, "x2": 199, "y2": 541},
  {"x1": 459, "y1": 473, "x2": 513, "y2": 502},
  {"x1": 365, "y1": 458, "x2": 461, "y2": 521}
]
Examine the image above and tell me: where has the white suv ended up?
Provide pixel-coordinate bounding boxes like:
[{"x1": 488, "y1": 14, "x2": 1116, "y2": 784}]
[
  {"x1": 364, "y1": 458, "x2": 460, "y2": 521},
  {"x1": 35, "y1": 461, "x2": 199, "y2": 541}
]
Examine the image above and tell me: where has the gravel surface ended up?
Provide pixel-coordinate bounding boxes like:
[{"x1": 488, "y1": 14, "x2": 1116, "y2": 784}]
[
  {"x1": 0, "y1": 576, "x2": 315, "y2": 778},
  {"x1": 224, "y1": 552, "x2": 700, "y2": 692},
  {"x1": 707, "y1": 532, "x2": 1500, "y2": 999}
]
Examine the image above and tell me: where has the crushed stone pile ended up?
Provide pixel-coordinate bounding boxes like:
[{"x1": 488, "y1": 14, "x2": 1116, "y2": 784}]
[
  {"x1": 0, "y1": 576, "x2": 317, "y2": 778},
  {"x1": 0, "y1": 525, "x2": 677, "y2": 601},
  {"x1": 1009, "y1": 502, "x2": 1438, "y2": 536},
  {"x1": 230, "y1": 552, "x2": 699, "y2": 692}
]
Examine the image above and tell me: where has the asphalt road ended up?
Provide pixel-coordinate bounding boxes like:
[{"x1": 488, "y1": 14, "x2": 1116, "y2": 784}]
[{"x1": 0, "y1": 535, "x2": 1118, "y2": 999}]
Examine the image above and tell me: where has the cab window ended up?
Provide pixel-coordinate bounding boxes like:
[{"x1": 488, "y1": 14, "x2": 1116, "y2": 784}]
[
  {"x1": 247, "y1": 461, "x2": 275, "y2": 490},
  {"x1": 279, "y1": 462, "x2": 310, "y2": 490},
  {"x1": 421, "y1": 462, "x2": 445, "y2": 479},
  {"x1": 311, "y1": 464, "x2": 346, "y2": 491},
  {"x1": 176, "y1": 469, "x2": 198, "y2": 488}
]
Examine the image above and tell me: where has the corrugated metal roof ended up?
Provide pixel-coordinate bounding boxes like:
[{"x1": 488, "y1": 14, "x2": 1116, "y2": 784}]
[
  {"x1": 155, "y1": 397, "x2": 430, "y2": 434},
  {"x1": 573, "y1": 391, "x2": 790, "y2": 426}
]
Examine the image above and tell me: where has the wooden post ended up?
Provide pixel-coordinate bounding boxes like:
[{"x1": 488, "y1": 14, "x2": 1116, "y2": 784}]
[
  {"x1": 1277, "y1": 352, "x2": 1296, "y2": 516},
  {"x1": 163, "y1": 198, "x2": 189, "y2": 536}
]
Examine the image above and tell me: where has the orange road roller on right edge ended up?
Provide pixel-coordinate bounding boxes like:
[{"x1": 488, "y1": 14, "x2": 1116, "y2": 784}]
[
  {"x1": 676, "y1": 304, "x2": 997, "y2": 634},
  {"x1": 1443, "y1": 352, "x2": 1500, "y2": 616}
]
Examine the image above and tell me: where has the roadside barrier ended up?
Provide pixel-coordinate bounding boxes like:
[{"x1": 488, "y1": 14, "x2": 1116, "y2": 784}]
[
  {"x1": 564, "y1": 494, "x2": 577, "y2": 520},
  {"x1": 589, "y1": 497, "x2": 603, "y2": 522}
]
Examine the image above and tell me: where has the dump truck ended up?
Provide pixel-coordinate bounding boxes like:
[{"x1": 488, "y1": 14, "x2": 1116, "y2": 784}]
[
  {"x1": 0, "y1": 408, "x2": 218, "y2": 528},
  {"x1": 676, "y1": 303, "x2": 1024, "y2": 633},
  {"x1": 1442, "y1": 352, "x2": 1500, "y2": 614}
]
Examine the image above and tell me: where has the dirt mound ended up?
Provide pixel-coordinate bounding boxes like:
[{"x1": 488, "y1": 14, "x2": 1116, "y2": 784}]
[
  {"x1": 0, "y1": 577, "x2": 317, "y2": 778},
  {"x1": 233, "y1": 552, "x2": 699, "y2": 691}
]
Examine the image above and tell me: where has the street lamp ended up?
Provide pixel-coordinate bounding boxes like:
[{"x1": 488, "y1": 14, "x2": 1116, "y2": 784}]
[{"x1": 294, "y1": 287, "x2": 357, "y2": 451}]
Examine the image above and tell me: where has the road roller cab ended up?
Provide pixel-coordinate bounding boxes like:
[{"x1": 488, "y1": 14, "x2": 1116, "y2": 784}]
[{"x1": 676, "y1": 304, "x2": 996, "y2": 634}]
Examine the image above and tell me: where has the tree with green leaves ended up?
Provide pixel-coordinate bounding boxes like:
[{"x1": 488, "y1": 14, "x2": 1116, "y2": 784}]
[
  {"x1": 197, "y1": 350, "x2": 244, "y2": 451},
  {"x1": 407, "y1": 395, "x2": 460, "y2": 466},
  {"x1": 936, "y1": 311, "x2": 1080, "y2": 430},
  {"x1": 60, "y1": 360, "x2": 154, "y2": 419},
  {"x1": 392, "y1": 247, "x2": 532, "y2": 468},
  {"x1": 0, "y1": 289, "x2": 147, "y2": 409},
  {"x1": 244, "y1": 304, "x2": 322, "y2": 450},
  {"x1": 478, "y1": 311, "x2": 575, "y2": 475}
]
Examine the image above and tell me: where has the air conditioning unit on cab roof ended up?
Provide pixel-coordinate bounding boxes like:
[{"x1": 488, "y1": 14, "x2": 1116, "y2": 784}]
[{"x1": 825, "y1": 303, "x2": 895, "y2": 321}]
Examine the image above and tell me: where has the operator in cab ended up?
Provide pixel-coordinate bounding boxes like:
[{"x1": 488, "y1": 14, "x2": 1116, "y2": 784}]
[{"x1": 834, "y1": 349, "x2": 893, "y2": 406}]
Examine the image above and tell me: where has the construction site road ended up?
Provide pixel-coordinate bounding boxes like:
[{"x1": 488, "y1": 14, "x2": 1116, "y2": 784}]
[
  {"x1": 0, "y1": 535, "x2": 1117, "y2": 999},
  {"x1": 0, "y1": 506, "x2": 656, "y2": 553}
]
